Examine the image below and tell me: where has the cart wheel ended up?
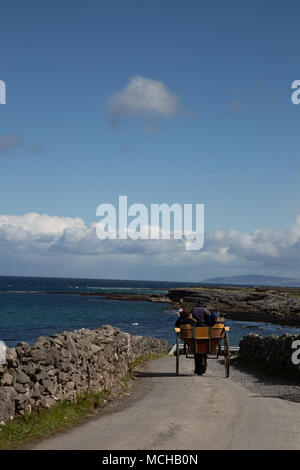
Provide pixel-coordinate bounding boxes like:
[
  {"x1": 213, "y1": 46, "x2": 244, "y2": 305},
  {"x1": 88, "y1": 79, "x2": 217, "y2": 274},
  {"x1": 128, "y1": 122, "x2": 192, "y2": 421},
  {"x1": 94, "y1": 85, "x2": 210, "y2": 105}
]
[
  {"x1": 176, "y1": 333, "x2": 180, "y2": 376},
  {"x1": 224, "y1": 332, "x2": 230, "y2": 378},
  {"x1": 217, "y1": 343, "x2": 221, "y2": 359}
]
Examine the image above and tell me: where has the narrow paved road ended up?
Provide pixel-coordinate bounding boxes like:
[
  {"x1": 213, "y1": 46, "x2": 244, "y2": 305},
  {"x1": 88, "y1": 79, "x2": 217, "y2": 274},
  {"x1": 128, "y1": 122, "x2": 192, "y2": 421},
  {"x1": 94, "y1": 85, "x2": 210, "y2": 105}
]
[{"x1": 32, "y1": 355, "x2": 300, "y2": 450}]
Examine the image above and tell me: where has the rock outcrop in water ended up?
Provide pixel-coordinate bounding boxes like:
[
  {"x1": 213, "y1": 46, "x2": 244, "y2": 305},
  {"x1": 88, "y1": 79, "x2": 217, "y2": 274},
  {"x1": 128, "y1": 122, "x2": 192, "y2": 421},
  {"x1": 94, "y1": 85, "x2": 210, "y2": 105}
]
[
  {"x1": 0, "y1": 325, "x2": 169, "y2": 424},
  {"x1": 168, "y1": 286, "x2": 300, "y2": 326},
  {"x1": 31, "y1": 284, "x2": 300, "y2": 325},
  {"x1": 46, "y1": 291, "x2": 171, "y2": 303}
]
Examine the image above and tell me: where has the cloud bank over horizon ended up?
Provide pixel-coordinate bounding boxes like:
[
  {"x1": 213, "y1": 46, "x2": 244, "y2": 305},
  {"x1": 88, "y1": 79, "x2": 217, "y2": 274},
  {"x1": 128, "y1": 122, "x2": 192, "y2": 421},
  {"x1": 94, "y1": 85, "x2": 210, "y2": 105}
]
[{"x1": 0, "y1": 212, "x2": 300, "y2": 281}]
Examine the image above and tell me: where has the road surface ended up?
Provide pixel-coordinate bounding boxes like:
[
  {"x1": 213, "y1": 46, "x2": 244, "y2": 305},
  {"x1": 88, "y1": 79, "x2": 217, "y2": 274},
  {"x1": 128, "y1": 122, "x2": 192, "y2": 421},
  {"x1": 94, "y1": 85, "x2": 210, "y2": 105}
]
[{"x1": 32, "y1": 355, "x2": 300, "y2": 450}]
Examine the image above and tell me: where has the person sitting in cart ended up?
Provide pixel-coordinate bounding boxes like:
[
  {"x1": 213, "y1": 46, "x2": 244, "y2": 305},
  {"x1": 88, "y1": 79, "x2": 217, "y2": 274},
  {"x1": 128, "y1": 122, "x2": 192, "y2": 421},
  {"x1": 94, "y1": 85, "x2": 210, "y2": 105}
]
[
  {"x1": 188, "y1": 299, "x2": 216, "y2": 326},
  {"x1": 185, "y1": 299, "x2": 215, "y2": 375},
  {"x1": 212, "y1": 311, "x2": 225, "y2": 324},
  {"x1": 175, "y1": 307, "x2": 194, "y2": 327}
]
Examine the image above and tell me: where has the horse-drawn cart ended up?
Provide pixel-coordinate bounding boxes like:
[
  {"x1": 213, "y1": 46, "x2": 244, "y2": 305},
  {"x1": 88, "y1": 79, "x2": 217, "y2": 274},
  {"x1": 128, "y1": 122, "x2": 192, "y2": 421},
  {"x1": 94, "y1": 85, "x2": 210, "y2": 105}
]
[{"x1": 174, "y1": 323, "x2": 230, "y2": 377}]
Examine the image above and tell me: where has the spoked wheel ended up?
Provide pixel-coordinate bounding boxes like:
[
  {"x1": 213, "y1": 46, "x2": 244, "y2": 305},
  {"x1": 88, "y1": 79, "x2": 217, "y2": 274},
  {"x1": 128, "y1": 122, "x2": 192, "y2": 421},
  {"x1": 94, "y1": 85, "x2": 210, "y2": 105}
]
[
  {"x1": 176, "y1": 333, "x2": 180, "y2": 376},
  {"x1": 224, "y1": 332, "x2": 230, "y2": 378}
]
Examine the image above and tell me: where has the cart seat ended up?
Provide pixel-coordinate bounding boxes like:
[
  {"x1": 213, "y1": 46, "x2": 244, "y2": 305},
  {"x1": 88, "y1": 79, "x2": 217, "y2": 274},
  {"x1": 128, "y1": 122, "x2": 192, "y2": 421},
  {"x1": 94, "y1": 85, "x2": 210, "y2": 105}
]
[
  {"x1": 194, "y1": 324, "x2": 225, "y2": 339},
  {"x1": 178, "y1": 323, "x2": 227, "y2": 339},
  {"x1": 176, "y1": 323, "x2": 192, "y2": 339}
]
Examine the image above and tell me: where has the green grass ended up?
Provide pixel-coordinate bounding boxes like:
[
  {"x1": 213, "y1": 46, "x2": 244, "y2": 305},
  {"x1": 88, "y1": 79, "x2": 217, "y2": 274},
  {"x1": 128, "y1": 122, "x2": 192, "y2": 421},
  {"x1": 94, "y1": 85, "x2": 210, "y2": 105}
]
[
  {"x1": 120, "y1": 352, "x2": 168, "y2": 392},
  {"x1": 128, "y1": 352, "x2": 168, "y2": 374},
  {"x1": 0, "y1": 351, "x2": 168, "y2": 450},
  {"x1": 0, "y1": 389, "x2": 109, "y2": 450}
]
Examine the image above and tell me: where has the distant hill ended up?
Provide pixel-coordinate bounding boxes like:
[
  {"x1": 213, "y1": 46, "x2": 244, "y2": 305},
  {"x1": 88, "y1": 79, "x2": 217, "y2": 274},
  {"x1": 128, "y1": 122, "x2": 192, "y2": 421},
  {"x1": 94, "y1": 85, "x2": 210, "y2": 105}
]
[{"x1": 200, "y1": 274, "x2": 300, "y2": 287}]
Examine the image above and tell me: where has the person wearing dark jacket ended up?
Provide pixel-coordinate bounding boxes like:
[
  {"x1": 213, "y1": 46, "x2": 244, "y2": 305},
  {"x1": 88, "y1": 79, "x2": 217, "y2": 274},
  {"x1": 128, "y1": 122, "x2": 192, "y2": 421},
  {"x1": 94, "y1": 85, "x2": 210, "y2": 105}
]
[
  {"x1": 175, "y1": 307, "x2": 194, "y2": 356},
  {"x1": 190, "y1": 299, "x2": 215, "y2": 326},
  {"x1": 189, "y1": 299, "x2": 215, "y2": 375}
]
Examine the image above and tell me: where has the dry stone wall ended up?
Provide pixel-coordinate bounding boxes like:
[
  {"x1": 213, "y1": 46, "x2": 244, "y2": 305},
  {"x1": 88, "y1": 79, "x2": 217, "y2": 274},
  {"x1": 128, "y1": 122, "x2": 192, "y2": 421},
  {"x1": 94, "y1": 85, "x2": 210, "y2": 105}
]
[
  {"x1": 239, "y1": 333, "x2": 300, "y2": 373},
  {"x1": 0, "y1": 325, "x2": 169, "y2": 424}
]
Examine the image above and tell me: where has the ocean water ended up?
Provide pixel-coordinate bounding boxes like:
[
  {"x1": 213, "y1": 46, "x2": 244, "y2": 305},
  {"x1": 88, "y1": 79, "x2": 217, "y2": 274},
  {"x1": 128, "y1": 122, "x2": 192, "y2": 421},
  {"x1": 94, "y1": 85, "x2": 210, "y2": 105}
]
[{"x1": 0, "y1": 276, "x2": 299, "y2": 348}]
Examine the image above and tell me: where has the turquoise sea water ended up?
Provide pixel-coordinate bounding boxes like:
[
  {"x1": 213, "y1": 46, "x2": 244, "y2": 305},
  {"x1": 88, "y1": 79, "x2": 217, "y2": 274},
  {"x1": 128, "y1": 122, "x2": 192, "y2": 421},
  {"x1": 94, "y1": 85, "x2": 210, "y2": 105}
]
[{"x1": 0, "y1": 276, "x2": 299, "y2": 347}]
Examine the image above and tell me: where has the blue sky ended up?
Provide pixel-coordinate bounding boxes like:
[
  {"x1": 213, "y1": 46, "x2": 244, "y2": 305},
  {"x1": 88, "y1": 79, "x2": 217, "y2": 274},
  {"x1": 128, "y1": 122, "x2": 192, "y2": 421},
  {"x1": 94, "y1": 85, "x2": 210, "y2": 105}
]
[{"x1": 0, "y1": 0, "x2": 300, "y2": 280}]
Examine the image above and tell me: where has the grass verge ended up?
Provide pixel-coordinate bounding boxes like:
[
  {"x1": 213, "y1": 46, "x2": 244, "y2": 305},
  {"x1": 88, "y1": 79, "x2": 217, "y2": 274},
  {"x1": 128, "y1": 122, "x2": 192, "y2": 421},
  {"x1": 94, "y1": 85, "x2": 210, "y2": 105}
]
[{"x1": 0, "y1": 351, "x2": 168, "y2": 450}]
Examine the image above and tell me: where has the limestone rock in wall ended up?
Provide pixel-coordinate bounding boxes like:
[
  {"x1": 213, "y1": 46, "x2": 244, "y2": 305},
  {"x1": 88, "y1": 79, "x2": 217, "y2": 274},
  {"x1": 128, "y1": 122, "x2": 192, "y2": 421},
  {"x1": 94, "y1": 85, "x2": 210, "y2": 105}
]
[
  {"x1": 0, "y1": 326, "x2": 169, "y2": 424},
  {"x1": 239, "y1": 333, "x2": 300, "y2": 372}
]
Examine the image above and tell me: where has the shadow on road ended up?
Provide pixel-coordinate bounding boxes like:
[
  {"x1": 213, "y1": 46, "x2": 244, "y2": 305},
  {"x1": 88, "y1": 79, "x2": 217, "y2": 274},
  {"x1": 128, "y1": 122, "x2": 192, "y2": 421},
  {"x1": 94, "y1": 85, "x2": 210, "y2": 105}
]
[
  {"x1": 231, "y1": 358, "x2": 299, "y2": 385},
  {"x1": 249, "y1": 394, "x2": 300, "y2": 403},
  {"x1": 134, "y1": 371, "x2": 194, "y2": 378},
  {"x1": 230, "y1": 358, "x2": 300, "y2": 402}
]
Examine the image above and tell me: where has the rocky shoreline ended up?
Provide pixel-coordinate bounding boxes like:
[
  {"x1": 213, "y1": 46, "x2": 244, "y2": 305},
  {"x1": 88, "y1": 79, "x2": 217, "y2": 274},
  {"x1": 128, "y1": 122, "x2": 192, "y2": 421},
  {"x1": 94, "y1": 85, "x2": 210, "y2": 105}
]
[
  {"x1": 167, "y1": 285, "x2": 300, "y2": 326},
  {"x1": 44, "y1": 291, "x2": 171, "y2": 303},
  {"x1": 31, "y1": 284, "x2": 300, "y2": 326}
]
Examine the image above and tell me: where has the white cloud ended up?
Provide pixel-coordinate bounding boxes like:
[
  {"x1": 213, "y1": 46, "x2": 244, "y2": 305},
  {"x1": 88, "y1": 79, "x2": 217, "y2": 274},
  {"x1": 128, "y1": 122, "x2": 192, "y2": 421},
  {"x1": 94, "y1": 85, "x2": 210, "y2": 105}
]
[
  {"x1": 0, "y1": 213, "x2": 86, "y2": 235},
  {"x1": 1, "y1": 212, "x2": 300, "y2": 279},
  {"x1": 106, "y1": 76, "x2": 181, "y2": 126}
]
